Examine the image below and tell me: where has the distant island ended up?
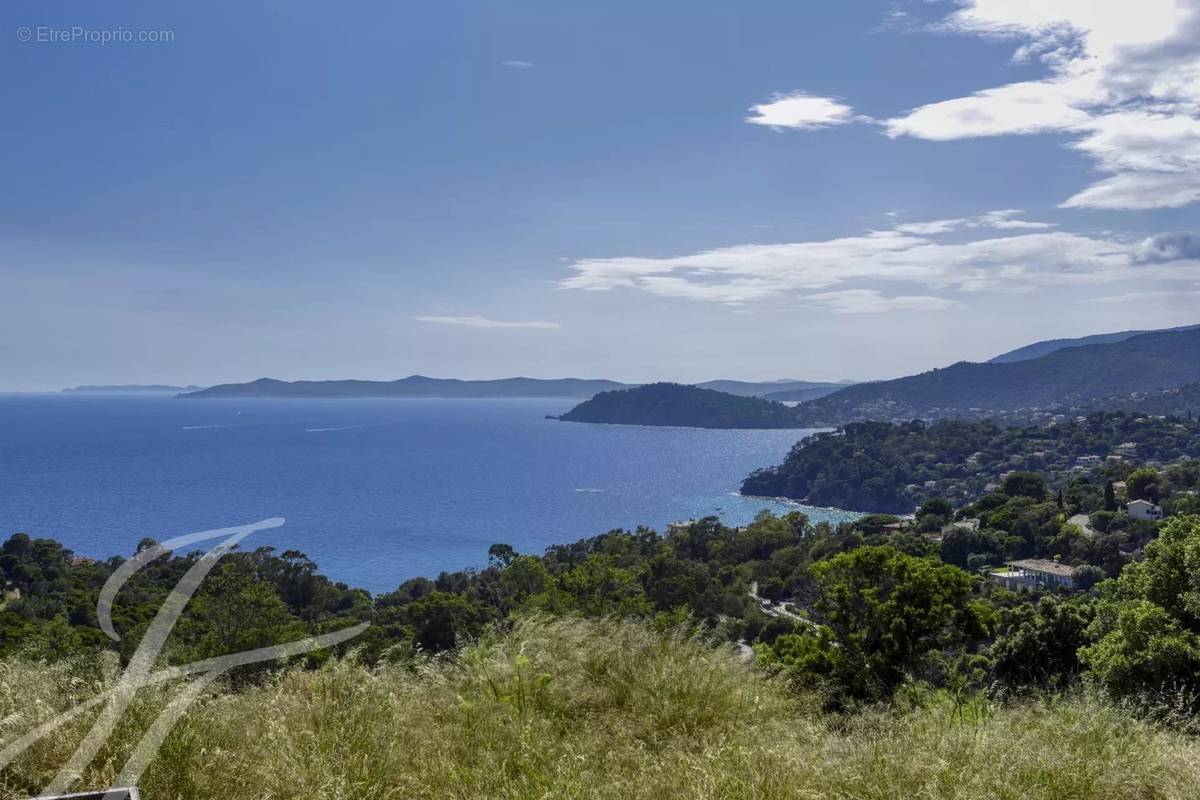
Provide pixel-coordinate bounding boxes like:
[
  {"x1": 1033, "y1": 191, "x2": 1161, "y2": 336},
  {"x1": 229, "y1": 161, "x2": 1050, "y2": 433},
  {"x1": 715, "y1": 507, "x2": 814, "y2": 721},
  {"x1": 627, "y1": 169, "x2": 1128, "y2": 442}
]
[
  {"x1": 184, "y1": 376, "x2": 631, "y2": 399},
  {"x1": 181, "y1": 375, "x2": 850, "y2": 400},
  {"x1": 556, "y1": 383, "x2": 808, "y2": 428},
  {"x1": 63, "y1": 384, "x2": 206, "y2": 394}
]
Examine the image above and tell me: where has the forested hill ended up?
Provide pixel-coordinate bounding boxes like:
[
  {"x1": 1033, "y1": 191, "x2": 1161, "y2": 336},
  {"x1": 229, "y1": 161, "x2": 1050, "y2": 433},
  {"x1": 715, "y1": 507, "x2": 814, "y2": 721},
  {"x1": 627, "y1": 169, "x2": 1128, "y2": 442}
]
[
  {"x1": 988, "y1": 324, "x2": 1200, "y2": 363},
  {"x1": 557, "y1": 383, "x2": 807, "y2": 428},
  {"x1": 792, "y1": 326, "x2": 1200, "y2": 425},
  {"x1": 741, "y1": 412, "x2": 1200, "y2": 513}
]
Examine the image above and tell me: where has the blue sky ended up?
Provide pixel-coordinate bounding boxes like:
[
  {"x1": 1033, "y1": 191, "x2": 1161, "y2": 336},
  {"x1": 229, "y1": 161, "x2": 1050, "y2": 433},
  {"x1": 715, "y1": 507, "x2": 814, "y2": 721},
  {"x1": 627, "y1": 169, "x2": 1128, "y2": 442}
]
[{"x1": 3, "y1": 0, "x2": 1199, "y2": 390}]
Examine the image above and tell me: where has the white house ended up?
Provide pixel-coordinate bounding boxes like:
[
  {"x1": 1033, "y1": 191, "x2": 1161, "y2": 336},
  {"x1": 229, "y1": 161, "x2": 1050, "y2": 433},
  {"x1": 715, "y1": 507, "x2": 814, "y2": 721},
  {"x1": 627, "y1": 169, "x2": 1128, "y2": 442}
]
[
  {"x1": 1126, "y1": 499, "x2": 1164, "y2": 521},
  {"x1": 988, "y1": 559, "x2": 1076, "y2": 592}
]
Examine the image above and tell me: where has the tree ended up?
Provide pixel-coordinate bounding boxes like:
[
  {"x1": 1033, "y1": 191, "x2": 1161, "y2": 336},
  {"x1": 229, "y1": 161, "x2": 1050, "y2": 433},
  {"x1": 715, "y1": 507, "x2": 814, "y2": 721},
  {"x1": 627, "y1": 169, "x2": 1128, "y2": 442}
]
[
  {"x1": 1002, "y1": 472, "x2": 1047, "y2": 500},
  {"x1": 1125, "y1": 468, "x2": 1161, "y2": 503},
  {"x1": 769, "y1": 545, "x2": 985, "y2": 701},
  {"x1": 1081, "y1": 515, "x2": 1200, "y2": 707},
  {"x1": 990, "y1": 597, "x2": 1093, "y2": 689},
  {"x1": 1104, "y1": 481, "x2": 1118, "y2": 512},
  {"x1": 1070, "y1": 564, "x2": 1105, "y2": 591},
  {"x1": 917, "y1": 497, "x2": 953, "y2": 520},
  {"x1": 488, "y1": 543, "x2": 516, "y2": 567}
]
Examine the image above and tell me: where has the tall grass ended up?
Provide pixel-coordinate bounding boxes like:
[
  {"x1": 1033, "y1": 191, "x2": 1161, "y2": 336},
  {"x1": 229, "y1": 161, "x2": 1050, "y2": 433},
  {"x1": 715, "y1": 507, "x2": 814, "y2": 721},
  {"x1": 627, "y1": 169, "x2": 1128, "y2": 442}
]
[{"x1": 3, "y1": 616, "x2": 1199, "y2": 799}]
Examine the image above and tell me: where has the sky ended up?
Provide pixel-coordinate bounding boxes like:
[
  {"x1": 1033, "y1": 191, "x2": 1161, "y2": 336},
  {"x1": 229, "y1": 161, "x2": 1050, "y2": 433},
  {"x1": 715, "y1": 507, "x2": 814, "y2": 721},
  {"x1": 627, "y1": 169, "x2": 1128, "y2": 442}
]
[{"x1": 3, "y1": 0, "x2": 1200, "y2": 390}]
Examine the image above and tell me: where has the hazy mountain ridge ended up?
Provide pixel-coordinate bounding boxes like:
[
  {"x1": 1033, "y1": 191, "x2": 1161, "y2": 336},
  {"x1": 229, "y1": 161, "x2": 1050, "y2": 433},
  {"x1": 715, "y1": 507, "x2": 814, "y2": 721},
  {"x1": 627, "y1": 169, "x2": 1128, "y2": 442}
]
[
  {"x1": 63, "y1": 384, "x2": 206, "y2": 393},
  {"x1": 182, "y1": 376, "x2": 837, "y2": 400},
  {"x1": 793, "y1": 327, "x2": 1200, "y2": 425},
  {"x1": 987, "y1": 324, "x2": 1200, "y2": 364}
]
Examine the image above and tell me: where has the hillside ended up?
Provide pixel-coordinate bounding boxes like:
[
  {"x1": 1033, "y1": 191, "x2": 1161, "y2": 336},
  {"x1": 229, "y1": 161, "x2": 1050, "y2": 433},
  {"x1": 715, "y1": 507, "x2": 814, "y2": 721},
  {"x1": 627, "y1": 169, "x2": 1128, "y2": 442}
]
[
  {"x1": 696, "y1": 379, "x2": 851, "y2": 399},
  {"x1": 182, "y1": 376, "x2": 839, "y2": 400},
  {"x1": 184, "y1": 375, "x2": 632, "y2": 399},
  {"x1": 988, "y1": 324, "x2": 1200, "y2": 364},
  {"x1": 793, "y1": 327, "x2": 1200, "y2": 425},
  {"x1": 558, "y1": 383, "x2": 806, "y2": 428},
  {"x1": 741, "y1": 413, "x2": 1200, "y2": 512},
  {"x1": 7, "y1": 617, "x2": 1196, "y2": 800}
]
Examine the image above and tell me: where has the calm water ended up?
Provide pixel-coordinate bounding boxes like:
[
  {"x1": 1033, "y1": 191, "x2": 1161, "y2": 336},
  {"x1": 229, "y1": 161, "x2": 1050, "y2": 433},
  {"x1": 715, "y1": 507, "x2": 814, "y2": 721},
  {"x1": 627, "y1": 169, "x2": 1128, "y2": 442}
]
[{"x1": 0, "y1": 395, "x2": 853, "y2": 593}]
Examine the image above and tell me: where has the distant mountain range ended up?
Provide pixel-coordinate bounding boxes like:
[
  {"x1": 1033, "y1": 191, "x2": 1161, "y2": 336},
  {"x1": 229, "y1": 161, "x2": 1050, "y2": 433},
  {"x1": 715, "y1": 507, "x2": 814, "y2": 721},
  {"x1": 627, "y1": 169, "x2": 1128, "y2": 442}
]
[
  {"x1": 181, "y1": 376, "x2": 849, "y2": 400},
  {"x1": 184, "y1": 376, "x2": 630, "y2": 399},
  {"x1": 987, "y1": 324, "x2": 1200, "y2": 364},
  {"x1": 555, "y1": 323, "x2": 1200, "y2": 429},
  {"x1": 557, "y1": 383, "x2": 807, "y2": 428},
  {"x1": 694, "y1": 379, "x2": 851, "y2": 401},
  {"x1": 793, "y1": 326, "x2": 1200, "y2": 425},
  {"x1": 63, "y1": 384, "x2": 206, "y2": 394}
]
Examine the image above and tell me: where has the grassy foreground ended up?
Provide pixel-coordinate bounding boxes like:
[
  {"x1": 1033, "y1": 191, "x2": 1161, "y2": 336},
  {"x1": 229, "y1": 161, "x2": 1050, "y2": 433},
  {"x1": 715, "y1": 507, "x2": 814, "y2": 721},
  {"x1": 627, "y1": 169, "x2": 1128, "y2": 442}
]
[{"x1": 3, "y1": 616, "x2": 1199, "y2": 800}]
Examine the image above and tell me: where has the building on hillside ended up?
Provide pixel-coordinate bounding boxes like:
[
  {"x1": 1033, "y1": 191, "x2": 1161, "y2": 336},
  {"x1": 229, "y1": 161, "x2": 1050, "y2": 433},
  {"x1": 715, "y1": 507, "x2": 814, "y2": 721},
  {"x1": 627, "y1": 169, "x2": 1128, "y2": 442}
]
[
  {"x1": 1075, "y1": 455, "x2": 1102, "y2": 469},
  {"x1": 1114, "y1": 442, "x2": 1139, "y2": 458},
  {"x1": 666, "y1": 520, "x2": 697, "y2": 535},
  {"x1": 988, "y1": 559, "x2": 1076, "y2": 592},
  {"x1": 1126, "y1": 499, "x2": 1164, "y2": 521}
]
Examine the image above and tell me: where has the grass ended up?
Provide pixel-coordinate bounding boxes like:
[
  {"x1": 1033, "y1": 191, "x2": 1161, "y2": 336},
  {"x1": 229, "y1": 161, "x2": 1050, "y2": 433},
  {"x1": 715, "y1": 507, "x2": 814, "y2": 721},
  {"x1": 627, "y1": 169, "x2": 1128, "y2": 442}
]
[{"x1": 3, "y1": 616, "x2": 1200, "y2": 799}]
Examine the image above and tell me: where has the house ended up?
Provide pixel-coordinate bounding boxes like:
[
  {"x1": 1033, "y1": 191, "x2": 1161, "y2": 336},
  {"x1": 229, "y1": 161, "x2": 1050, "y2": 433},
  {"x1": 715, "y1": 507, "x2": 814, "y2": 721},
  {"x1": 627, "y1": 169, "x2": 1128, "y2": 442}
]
[
  {"x1": 881, "y1": 521, "x2": 910, "y2": 534},
  {"x1": 1075, "y1": 455, "x2": 1102, "y2": 468},
  {"x1": 1114, "y1": 442, "x2": 1139, "y2": 458},
  {"x1": 665, "y1": 520, "x2": 697, "y2": 535},
  {"x1": 988, "y1": 559, "x2": 1077, "y2": 592},
  {"x1": 1126, "y1": 499, "x2": 1164, "y2": 521}
]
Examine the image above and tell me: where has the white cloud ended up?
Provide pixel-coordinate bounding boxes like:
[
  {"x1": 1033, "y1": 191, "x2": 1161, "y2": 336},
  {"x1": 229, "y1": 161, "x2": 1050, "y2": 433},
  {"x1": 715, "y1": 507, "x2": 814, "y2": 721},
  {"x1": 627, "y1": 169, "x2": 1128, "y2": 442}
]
[
  {"x1": 746, "y1": 92, "x2": 859, "y2": 130},
  {"x1": 1060, "y1": 171, "x2": 1200, "y2": 209},
  {"x1": 560, "y1": 220, "x2": 1200, "y2": 309},
  {"x1": 1133, "y1": 232, "x2": 1200, "y2": 263},
  {"x1": 413, "y1": 315, "x2": 560, "y2": 329},
  {"x1": 892, "y1": 209, "x2": 1055, "y2": 235},
  {"x1": 871, "y1": 1, "x2": 1200, "y2": 209},
  {"x1": 502, "y1": 60, "x2": 536, "y2": 68},
  {"x1": 801, "y1": 290, "x2": 960, "y2": 314}
]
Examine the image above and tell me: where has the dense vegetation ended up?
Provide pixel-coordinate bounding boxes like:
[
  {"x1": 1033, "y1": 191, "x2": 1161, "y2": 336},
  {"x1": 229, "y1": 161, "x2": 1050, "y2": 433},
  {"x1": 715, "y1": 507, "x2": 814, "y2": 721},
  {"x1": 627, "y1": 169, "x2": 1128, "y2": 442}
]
[
  {"x1": 742, "y1": 412, "x2": 1200, "y2": 512},
  {"x1": 558, "y1": 382, "x2": 807, "y2": 428},
  {"x1": 5, "y1": 616, "x2": 1200, "y2": 800},
  {"x1": 792, "y1": 327, "x2": 1200, "y2": 425}
]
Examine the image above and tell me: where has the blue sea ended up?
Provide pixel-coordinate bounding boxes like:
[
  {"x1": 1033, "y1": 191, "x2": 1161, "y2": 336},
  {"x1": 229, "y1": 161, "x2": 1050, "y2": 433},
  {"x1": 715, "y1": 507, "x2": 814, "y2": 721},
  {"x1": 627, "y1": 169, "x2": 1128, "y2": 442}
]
[{"x1": 0, "y1": 394, "x2": 854, "y2": 593}]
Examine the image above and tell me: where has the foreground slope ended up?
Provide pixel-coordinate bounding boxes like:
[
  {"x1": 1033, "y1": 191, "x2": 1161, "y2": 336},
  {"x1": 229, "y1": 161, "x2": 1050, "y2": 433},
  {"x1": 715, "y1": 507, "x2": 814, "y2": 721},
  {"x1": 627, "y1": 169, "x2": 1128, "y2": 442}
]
[
  {"x1": 4, "y1": 617, "x2": 1197, "y2": 800},
  {"x1": 794, "y1": 327, "x2": 1200, "y2": 425}
]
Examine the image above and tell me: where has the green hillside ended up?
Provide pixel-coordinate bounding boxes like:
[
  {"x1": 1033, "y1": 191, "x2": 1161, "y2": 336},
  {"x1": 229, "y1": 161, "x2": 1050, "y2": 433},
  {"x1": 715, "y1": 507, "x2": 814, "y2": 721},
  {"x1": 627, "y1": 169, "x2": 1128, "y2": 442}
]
[
  {"x1": 795, "y1": 327, "x2": 1200, "y2": 425},
  {"x1": 558, "y1": 382, "x2": 806, "y2": 428}
]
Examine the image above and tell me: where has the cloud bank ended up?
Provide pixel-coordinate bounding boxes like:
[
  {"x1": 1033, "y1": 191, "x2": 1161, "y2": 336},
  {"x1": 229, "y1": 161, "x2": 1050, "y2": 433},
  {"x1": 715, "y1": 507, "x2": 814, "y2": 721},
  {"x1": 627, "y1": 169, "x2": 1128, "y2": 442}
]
[{"x1": 560, "y1": 214, "x2": 1200, "y2": 312}]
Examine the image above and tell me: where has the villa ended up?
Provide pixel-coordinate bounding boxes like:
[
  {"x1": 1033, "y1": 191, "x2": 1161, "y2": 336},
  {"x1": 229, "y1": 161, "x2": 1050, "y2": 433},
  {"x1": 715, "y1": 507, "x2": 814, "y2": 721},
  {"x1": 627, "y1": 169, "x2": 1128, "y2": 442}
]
[
  {"x1": 988, "y1": 559, "x2": 1076, "y2": 592},
  {"x1": 1127, "y1": 499, "x2": 1164, "y2": 521}
]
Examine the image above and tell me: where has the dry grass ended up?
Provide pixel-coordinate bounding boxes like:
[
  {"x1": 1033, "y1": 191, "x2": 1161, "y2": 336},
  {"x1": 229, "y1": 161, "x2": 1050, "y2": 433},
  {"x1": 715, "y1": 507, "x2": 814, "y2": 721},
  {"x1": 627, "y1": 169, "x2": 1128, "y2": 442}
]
[{"x1": 3, "y1": 616, "x2": 1199, "y2": 800}]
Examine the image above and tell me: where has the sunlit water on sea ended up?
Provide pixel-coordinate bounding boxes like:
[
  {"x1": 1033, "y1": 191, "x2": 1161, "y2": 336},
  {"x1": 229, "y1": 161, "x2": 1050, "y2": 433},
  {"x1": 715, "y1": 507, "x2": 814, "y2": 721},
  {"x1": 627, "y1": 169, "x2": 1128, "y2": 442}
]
[{"x1": 0, "y1": 394, "x2": 856, "y2": 593}]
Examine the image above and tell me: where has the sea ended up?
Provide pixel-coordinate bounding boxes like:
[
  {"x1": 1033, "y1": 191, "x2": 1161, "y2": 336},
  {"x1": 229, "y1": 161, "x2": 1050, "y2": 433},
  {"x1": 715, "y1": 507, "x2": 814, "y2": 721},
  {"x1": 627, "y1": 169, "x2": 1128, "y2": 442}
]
[{"x1": 0, "y1": 394, "x2": 856, "y2": 593}]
